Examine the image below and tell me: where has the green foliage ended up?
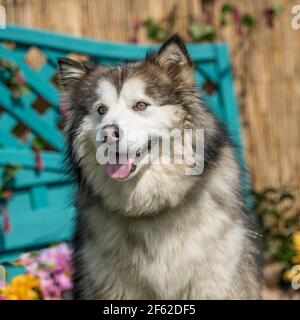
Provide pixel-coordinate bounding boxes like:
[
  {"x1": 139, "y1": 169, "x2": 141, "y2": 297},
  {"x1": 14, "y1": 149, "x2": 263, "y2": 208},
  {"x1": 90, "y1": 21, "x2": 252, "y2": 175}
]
[
  {"x1": 270, "y1": 4, "x2": 283, "y2": 16},
  {"x1": 252, "y1": 187, "x2": 300, "y2": 263},
  {"x1": 143, "y1": 18, "x2": 171, "y2": 42},
  {"x1": 0, "y1": 58, "x2": 29, "y2": 98},
  {"x1": 142, "y1": 2, "x2": 282, "y2": 43},
  {"x1": 0, "y1": 164, "x2": 21, "y2": 198},
  {"x1": 241, "y1": 13, "x2": 256, "y2": 27},
  {"x1": 221, "y1": 3, "x2": 234, "y2": 14},
  {"x1": 188, "y1": 24, "x2": 217, "y2": 42},
  {"x1": 220, "y1": 3, "x2": 234, "y2": 26},
  {"x1": 2, "y1": 164, "x2": 21, "y2": 184},
  {"x1": 31, "y1": 136, "x2": 48, "y2": 151}
]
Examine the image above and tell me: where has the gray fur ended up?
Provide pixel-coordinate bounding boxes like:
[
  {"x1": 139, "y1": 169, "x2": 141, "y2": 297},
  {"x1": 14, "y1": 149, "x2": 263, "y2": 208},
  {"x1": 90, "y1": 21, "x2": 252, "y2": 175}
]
[{"x1": 58, "y1": 35, "x2": 261, "y2": 300}]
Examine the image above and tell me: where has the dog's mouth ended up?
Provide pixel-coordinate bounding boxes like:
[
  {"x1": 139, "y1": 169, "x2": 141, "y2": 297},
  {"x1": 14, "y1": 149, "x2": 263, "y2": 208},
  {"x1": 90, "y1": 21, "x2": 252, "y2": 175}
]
[{"x1": 104, "y1": 139, "x2": 153, "y2": 180}]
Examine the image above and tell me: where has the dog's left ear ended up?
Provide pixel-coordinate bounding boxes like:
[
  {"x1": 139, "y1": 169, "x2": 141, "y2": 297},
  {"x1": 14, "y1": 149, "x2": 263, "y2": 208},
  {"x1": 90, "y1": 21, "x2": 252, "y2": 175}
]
[
  {"x1": 148, "y1": 34, "x2": 193, "y2": 79},
  {"x1": 57, "y1": 57, "x2": 95, "y2": 90}
]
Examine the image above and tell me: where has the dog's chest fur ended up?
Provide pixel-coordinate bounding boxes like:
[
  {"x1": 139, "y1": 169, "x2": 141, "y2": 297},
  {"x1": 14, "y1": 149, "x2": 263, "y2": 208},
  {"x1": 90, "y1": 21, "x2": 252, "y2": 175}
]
[{"x1": 75, "y1": 182, "x2": 252, "y2": 299}]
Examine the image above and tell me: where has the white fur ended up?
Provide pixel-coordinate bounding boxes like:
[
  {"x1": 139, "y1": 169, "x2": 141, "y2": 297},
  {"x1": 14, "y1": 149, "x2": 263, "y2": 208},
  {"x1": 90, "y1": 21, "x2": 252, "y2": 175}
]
[{"x1": 67, "y1": 75, "x2": 260, "y2": 299}]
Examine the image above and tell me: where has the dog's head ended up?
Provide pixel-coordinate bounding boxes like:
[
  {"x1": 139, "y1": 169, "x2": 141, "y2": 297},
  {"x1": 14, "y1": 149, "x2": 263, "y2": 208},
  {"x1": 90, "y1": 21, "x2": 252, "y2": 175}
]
[{"x1": 58, "y1": 35, "x2": 213, "y2": 216}]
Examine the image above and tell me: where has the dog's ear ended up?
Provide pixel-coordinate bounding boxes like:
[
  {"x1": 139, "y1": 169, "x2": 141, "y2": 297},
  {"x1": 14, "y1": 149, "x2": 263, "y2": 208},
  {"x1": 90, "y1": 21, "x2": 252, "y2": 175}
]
[
  {"x1": 148, "y1": 34, "x2": 193, "y2": 79},
  {"x1": 157, "y1": 34, "x2": 192, "y2": 67},
  {"x1": 57, "y1": 58, "x2": 94, "y2": 90}
]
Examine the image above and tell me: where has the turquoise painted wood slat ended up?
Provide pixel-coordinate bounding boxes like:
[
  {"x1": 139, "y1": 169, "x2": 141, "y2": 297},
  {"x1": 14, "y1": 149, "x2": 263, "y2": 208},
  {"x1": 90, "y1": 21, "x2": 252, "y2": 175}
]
[
  {"x1": 41, "y1": 48, "x2": 67, "y2": 66},
  {"x1": 215, "y1": 44, "x2": 242, "y2": 144},
  {"x1": 30, "y1": 186, "x2": 48, "y2": 209},
  {"x1": 0, "y1": 26, "x2": 249, "y2": 276},
  {"x1": 3, "y1": 207, "x2": 74, "y2": 251},
  {"x1": 215, "y1": 44, "x2": 251, "y2": 206},
  {"x1": 0, "y1": 25, "x2": 216, "y2": 61},
  {"x1": 0, "y1": 85, "x2": 64, "y2": 151},
  {"x1": 0, "y1": 128, "x2": 22, "y2": 148},
  {"x1": 0, "y1": 250, "x2": 25, "y2": 281},
  {"x1": 0, "y1": 45, "x2": 59, "y2": 108},
  {"x1": 0, "y1": 149, "x2": 64, "y2": 169},
  {"x1": 0, "y1": 113, "x2": 17, "y2": 131},
  {"x1": 0, "y1": 168, "x2": 69, "y2": 189}
]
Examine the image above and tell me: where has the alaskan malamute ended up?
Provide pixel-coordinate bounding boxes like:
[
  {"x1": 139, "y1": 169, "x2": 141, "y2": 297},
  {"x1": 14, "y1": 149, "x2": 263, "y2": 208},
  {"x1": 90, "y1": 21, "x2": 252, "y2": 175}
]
[{"x1": 58, "y1": 35, "x2": 261, "y2": 299}]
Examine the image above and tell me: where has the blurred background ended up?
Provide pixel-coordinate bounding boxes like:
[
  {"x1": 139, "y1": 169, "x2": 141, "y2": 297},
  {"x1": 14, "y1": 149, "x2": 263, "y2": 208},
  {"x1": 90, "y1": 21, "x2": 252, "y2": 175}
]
[{"x1": 0, "y1": 0, "x2": 299, "y2": 300}]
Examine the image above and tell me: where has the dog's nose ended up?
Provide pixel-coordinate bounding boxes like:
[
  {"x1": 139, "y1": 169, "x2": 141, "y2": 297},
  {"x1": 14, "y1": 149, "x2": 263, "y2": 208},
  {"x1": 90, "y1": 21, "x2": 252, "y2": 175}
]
[{"x1": 102, "y1": 124, "x2": 120, "y2": 143}]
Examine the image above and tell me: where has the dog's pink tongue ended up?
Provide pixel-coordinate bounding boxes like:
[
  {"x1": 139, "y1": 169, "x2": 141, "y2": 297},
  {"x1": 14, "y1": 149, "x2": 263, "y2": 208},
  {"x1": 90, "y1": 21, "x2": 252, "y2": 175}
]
[{"x1": 105, "y1": 159, "x2": 133, "y2": 180}]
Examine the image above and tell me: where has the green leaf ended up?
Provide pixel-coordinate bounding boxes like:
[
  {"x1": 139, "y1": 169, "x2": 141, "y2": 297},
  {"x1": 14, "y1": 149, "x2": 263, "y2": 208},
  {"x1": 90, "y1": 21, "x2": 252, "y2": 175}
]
[
  {"x1": 271, "y1": 4, "x2": 283, "y2": 16},
  {"x1": 221, "y1": 3, "x2": 233, "y2": 14},
  {"x1": 188, "y1": 24, "x2": 216, "y2": 42},
  {"x1": 241, "y1": 13, "x2": 256, "y2": 27},
  {"x1": 3, "y1": 164, "x2": 21, "y2": 183},
  {"x1": 32, "y1": 136, "x2": 47, "y2": 151},
  {"x1": 143, "y1": 18, "x2": 166, "y2": 42}
]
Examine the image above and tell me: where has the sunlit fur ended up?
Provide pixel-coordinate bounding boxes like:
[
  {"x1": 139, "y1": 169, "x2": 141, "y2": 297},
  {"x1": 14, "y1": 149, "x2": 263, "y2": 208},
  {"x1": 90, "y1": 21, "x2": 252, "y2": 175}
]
[{"x1": 58, "y1": 35, "x2": 261, "y2": 299}]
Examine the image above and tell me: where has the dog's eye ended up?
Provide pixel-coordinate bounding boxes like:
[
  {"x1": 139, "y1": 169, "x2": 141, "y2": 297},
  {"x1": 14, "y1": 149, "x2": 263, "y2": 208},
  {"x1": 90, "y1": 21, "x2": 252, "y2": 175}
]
[
  {"x1": 133, "y1": 101, "x2": 149, "y2": 111},
  {"x1": 97, "y1": 105, "x2": 108, "y2": 115}
]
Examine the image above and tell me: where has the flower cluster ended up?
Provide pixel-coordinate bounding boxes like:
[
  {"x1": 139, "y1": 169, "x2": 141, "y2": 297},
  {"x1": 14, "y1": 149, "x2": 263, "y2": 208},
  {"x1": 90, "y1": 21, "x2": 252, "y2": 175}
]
[
  {"x1": 0, "y1": 243, "x2": 73, "y2": 300},
  {"x1": 0, "y1": 274, "x2": 40, "y2": 300},
  {"x1": 0, "y1": 58, "x2": 29, "y2": 98},
  {"x1": 291, "y1": 231, "x2": 300, "y2": 265},
  {"x1": 19, "y1": 243, "x2": 73, "y2": 299},
  {"x1": 284, "y1": 231, "x2": 300, "y2": 286}
]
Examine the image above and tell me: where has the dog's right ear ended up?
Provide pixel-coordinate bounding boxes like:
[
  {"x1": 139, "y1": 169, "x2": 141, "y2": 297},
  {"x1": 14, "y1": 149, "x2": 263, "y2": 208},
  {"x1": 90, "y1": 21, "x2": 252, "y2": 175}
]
[
  {"x1": 57, "y1": 58, "x2": 94, "y2": 90},
  {"x1": 155, "y1": 34, "x2": 193, "y2": 68}
]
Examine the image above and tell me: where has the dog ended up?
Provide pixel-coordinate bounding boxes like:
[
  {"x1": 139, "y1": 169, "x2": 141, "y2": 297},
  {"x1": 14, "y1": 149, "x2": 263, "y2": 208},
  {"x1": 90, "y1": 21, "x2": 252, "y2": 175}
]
[{"x1": 58, "y1": 34, "x2": 261, "y2": 299}]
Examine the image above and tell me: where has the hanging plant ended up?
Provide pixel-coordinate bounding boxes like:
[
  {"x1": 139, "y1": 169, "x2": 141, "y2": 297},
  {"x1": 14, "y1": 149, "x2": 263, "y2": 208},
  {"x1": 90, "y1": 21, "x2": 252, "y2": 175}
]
[
  {"x1": 1, "y1": 164, "x2": 21, "y2": 185},
  {"x1": 220, "y1": 3, "x2": 234, "y2": 26},
  {"x1": 129, "y1": 20, "x2": 143, "y2": 43},
  {"x1": 188, "y1": 23, "x2": 217, "y2": 42},
  {"x1": 263, "y1": 4, "x2": 282, "y2": 28},
  {"x1": 143, "y1": 18, "x2": 171, "y2": 42},
  {"x1": 252, "y1": 187, "x2": 300, "y2": 263},
  {"x1": 140, "y1": 2, "x2": 282, "y2": 44},
  {"x1": 0, "y1": 58, "x2": 29, "y2": 98},
  {"x1": 220, "y1": 4, "x2": 256, "y2": 35},
  {"x1": 0, "y1": 164, "x2": 21, "y2": 234},
  {"x1": 31, "y1": 136, "x2": 46, "y2": 172}
]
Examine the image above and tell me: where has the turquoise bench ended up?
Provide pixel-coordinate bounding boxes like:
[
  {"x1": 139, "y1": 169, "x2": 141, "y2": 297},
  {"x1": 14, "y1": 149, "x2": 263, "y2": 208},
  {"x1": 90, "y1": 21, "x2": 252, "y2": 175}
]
[{"x1": 0, "y1": 25, "x2": 248, "y2": 279}]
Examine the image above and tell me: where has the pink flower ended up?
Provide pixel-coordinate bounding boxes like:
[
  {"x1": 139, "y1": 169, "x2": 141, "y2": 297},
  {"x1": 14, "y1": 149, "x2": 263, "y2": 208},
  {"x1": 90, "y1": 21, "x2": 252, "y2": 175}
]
[
  {"x1": 34, "y1": 151, "x2": 44, "y2": 172},
  {"x1": 15, "y1": 73, "x2": 25, "y2": 85},
  {"x1": 55, "y1": 273, "x2": 72, "y2": 291},
  {"x1": 4, "y1": 189, "x2": 13, "y2": 200},
  {"x1": 129, "y1": 35, "x2": 139, "y2": 44},
  {"x1": 133, "y1": 20, "x2": 143, "y2": 30},
  {"x1": 19, "y1": 243, "x2": 73, "y2": 300},
  {"x1": 0, "y1": 280, "x2": 5, "y2": 288}
]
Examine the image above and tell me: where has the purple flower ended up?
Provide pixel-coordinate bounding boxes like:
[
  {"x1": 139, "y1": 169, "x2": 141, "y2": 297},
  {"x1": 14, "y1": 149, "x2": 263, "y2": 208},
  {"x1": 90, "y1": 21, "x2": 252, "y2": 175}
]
[
  {"x1": 19, "y1": 243, "x2": 73, "y2": 300},
  {"x1": 55, "y1": 273, "x2": 72, "y2": 291}
]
